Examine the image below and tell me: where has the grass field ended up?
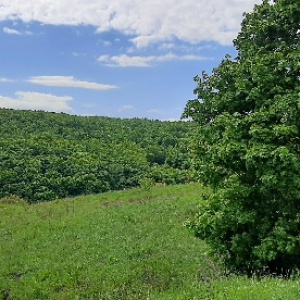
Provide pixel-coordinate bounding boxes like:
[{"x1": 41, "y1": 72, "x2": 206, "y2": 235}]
[{"x1": 1, "y1": 184, "x2": 300, "y2": 299}]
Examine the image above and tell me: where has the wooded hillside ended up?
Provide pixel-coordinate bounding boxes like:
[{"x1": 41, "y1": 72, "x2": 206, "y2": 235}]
[{"x1": 0, "y1": 109, "x2": 195, "y2": 202}]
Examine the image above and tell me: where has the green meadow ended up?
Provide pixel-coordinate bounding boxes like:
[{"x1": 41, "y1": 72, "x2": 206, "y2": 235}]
[{"x1": 1, "y1": 184, "x2": 300, "y2": 299}]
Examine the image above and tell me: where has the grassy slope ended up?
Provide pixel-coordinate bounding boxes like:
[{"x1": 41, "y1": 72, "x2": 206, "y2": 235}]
[{"x1": 1, "y1": 184, "x2": 299, "y2": 299}]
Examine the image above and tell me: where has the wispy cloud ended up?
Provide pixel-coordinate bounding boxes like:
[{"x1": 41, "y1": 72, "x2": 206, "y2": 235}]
[
  {"x1": 3, "y1": 27, "x2": 21, "y2": 35},
  {"x1": 0, "y1": 0, "x2": 261, "y2": 47},
  {"x1": 98, "y1": 52, "x2": 209, "y2": 67},
  {"x1": 3, "y1": 27, "x2": 32, "y2": 35},
  {"x1": 0, "y1": 91, "x2": 73, "y2": 112},
  {"x1": 118, "y1": 105, "x2": 134, "y2": 112},
  {"x1": 28, "y1": 76, "x2": 118, "y2": 90},
  {"x1": 72, "y1": 52, "x2": 87, "y2": 57},
  {"x1": 0, "y1": 77, "x2": 14, "y2": 83}
]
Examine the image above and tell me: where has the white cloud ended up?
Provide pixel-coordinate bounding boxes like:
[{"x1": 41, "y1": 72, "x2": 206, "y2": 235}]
[
  {"x1": 72, "y1": 52, "x2": 87, "y2": 57},
  {"x1": 3, "y1": 26, "x2": 32, "y2": 35},
  {"x1": 118, "y1": 105, "x2": 134, "y2": 112},
  {"x1": 102, "y1": 40, "x2": 112, "y2": 47},
  {"x1": 98, "y1": 52, "x2": 209, "y2": 67},
  {"x1": 0, "y1": 91, "x2": 72, "y2": 112},
  {"x1": 27, "y1": 76, "x2": 118, "y2": 90},
  {"x1": 0, "y1": 0, "x2": 261, "y2": 47},
  {"x1": 159, "y1": 43, "x2": 176, "y2": 50},
  {"x1": 3, "y1": 27, "x2": 21, "y2": 35},
  {"x1": 0, "y1": 77, "x2": 14, "y2": 83}
]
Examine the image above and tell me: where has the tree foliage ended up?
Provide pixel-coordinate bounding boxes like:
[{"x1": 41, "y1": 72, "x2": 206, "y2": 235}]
[
  {"x1": 183, "y1": 0, "x2": 300, "y2": 276},
  {"x1": 0, "y1": 109, "x2": 195, "y2": 202}
]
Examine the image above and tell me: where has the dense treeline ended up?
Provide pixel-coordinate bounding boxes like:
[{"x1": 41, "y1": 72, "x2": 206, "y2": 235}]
[{"x1": 0, "y1": 109, "x2": 195, "y2": 202}]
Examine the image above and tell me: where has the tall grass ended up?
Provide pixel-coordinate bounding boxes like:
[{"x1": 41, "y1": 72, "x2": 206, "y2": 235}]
[{"x1": 1, "y1": 184, "x2": 299, "y2": 299}]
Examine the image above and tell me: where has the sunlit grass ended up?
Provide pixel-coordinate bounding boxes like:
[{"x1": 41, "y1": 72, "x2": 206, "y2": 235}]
[{"x1": 1, "y1": 184, "x2": 299, "y2": 299}]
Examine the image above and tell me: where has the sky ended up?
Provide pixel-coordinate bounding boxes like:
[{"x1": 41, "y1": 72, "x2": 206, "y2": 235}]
[{"x1": 0, "y1": 0, "x2": 261, "y2": 120}]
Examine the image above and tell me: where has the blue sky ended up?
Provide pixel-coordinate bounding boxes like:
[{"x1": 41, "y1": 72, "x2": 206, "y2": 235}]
[{"x1": 0, "y1": 0, "x2": 261, "y2": 120}]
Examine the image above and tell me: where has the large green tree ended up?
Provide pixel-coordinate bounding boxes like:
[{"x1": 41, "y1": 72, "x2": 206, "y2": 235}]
[{"x1": 183, "y1": 0, "x2": 300, "y2": 276}]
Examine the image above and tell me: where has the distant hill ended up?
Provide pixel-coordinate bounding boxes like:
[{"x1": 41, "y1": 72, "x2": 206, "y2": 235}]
[{"x1": 0, "y1": 109, "x2": 196, "y2": 202}]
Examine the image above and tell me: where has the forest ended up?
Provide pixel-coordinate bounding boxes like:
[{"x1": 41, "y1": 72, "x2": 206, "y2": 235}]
[{"x1": 0, "y1": 108, "x2": 195, "y2": 202}]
